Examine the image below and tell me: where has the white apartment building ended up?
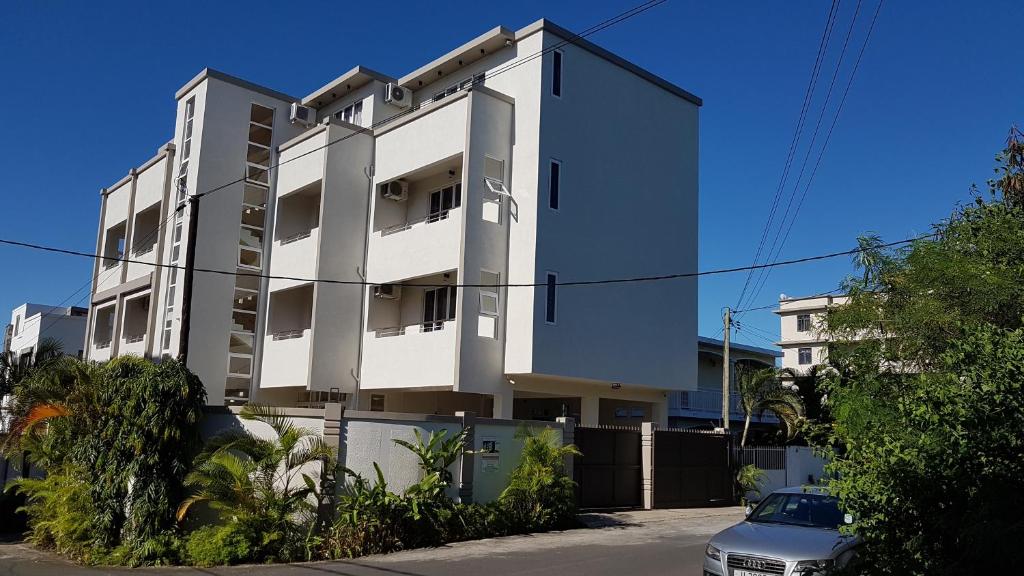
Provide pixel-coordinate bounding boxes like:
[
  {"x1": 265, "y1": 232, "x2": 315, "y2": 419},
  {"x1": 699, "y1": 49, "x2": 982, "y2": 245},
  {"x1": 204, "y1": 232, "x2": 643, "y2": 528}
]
[
  {"x1": 85, "y1": 19, "x2": 701, "y2": 425},
  {"x1": 776, "y1": 293, "x2": 850, "y2": 374},
  {"x1": 5, "y1": 303, "x2": 88, "y2": 364}
]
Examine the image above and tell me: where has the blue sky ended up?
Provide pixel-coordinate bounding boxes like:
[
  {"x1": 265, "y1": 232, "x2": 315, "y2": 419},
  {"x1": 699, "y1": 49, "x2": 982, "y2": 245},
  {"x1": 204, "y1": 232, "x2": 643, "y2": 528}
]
[{"x1": 1, "y1": 0, "x2": 1021, "y2": 348}]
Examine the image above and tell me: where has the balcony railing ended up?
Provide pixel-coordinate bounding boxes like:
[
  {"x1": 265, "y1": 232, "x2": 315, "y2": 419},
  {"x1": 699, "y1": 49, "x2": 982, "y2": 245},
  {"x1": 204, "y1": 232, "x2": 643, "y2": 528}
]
[
  {"x1": 132, "y1": 245, "x2": 155, "y2": 257},
  {"x1": 670, "y1": 389, "x2": 778, "y2": 422},
  {"x1": 272, "y1": 329, "x2": 306, "y2": 341},
  {"x1": 375, "y1": 326, "x2": 406, "y2": 338},
  {"x1": 280, "y1": 230, "x2": 312, "y2": 246},
  {"x1": 124, "y1": 334, "x2": 145, "y2": 344},
  {"x1": 380, "y1": 208, "x2": 455, "y2": 236},
  {"x1": 95, "y1": 340, "x2": 112, "y2": 349},
  {"x1": 373, "y1": 320, "x2": 451, "y2": 338}
]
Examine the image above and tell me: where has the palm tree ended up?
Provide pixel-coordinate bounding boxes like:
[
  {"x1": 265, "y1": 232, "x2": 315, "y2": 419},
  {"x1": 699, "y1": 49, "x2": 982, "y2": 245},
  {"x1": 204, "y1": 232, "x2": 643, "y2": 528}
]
[
  {"x1": 736, "y1": 366, "x2": 805, "y2": 447},
  {"x1": 853, "y1": 233, "x2": 884, "y2": 285},
  {"x1": 176, "y1": 404, "x2": 336, "y2": 560},
  {"x1": 1, "y1": 337, "x2": 65, "y2": 399}
]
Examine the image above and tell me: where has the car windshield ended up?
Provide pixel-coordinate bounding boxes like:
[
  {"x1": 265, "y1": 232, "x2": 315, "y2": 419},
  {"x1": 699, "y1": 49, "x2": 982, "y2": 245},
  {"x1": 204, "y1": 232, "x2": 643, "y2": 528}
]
[{"x1": 748, "y1": 493, "x2": 845, "y2": 529}]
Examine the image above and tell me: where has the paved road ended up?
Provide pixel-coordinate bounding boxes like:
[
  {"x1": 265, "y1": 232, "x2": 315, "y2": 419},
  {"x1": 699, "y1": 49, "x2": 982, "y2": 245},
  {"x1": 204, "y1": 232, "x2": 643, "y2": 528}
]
[{"x1": 0, "y1": 508, "x2": 742, "y2": 576}]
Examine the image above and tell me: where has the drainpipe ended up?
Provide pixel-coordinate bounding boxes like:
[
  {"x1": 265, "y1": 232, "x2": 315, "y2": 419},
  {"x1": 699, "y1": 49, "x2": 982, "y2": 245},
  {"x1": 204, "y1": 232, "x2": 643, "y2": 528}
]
[{"x1": 351, "y1": 162, "x2": 374, "y2": 411}]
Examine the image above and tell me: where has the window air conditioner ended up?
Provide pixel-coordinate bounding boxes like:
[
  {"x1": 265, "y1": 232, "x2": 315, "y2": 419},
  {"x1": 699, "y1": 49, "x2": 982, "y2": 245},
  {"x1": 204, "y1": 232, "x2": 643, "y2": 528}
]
[
  {"x1": 380, "y1": 180, "x2": 409, "y2": 202},
  {"x1": 374, "y1": 284, "x2": 401, "y2": 299},
  {"x1": 384, "y1": 83, "x2": 412, "y2": 108},
  {"x1": 289, "y1": 103, "x2": 316, "y2": 127}
]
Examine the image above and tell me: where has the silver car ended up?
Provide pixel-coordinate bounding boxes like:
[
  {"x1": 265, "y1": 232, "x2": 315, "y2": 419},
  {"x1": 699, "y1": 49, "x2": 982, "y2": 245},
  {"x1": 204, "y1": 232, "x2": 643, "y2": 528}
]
[{"x1": 703, "y1": 487, "x2": 859, "y2": 576}]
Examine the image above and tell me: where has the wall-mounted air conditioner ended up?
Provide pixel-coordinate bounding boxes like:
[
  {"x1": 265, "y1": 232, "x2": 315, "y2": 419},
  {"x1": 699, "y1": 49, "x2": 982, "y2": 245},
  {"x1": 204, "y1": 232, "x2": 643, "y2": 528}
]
[
  {"x1": 384, "y1": 83, "x2": 412, "y2": 108},
  {"x1": 380, "y1": 180, "x2": 409, "y2": 202},
  {"x1": 374, "y1": 284, "x2": 401, "y2": 299},
  {"x1": 289, "y1": 103, "x2": 316, "y2": 127}
]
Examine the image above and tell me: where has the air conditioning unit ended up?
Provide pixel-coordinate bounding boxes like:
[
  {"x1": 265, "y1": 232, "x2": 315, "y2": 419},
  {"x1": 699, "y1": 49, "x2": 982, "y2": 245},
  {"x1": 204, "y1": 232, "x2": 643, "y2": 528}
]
[
  {"x1": 380, "y1": 179, "x2": 409, "y2": 202},
  {"x1": 374, "y1": 284, "x2": 401, "y2": 299},
  {"x1": 289, "y1": 102, "x2": 316, "y2": 126},
  {"x1": 384, "y1": 83, "x2": 412, "y2": 108}
]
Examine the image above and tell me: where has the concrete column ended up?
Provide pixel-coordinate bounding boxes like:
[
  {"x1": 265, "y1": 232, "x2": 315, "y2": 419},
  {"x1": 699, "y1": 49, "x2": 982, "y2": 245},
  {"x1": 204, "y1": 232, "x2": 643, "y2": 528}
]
[
  {"x1": 653, "y1": 396, "x2": 669, "y2": 428},
  {"x1": 556, "y1": 416, "x2": 575, "y2": 481},
  {"x1": 581, "y1": 395, "x2": 600, "y2": 426},
  {"x1": 320, "y1": 402, "x2": 344, "y2": 519},
  {"x1": 492, "y1": 389, "x2": 513, "y2": 419},
  {"x1": 641, "y1": 422, "x2": 655, "y2": 510},
  {"x1": 455, "y1": 410, "x2": 476, "y2": 504}
]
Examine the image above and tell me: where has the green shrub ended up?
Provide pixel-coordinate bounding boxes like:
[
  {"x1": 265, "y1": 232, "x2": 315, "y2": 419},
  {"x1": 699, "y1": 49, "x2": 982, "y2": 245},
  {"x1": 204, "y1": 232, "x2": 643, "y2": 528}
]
[
  {"x1": 185, "y1": 524, "x2": 254, "y2": 567},
  {"x1": 11, "y1": 466, "x2": 96, "y2": 561},
  {"x1": 735, "y1": 464, "x2": 766, "y2": 505},
  {"x1": 499, "y1": 427, "x2": 580, "y2": 532}
]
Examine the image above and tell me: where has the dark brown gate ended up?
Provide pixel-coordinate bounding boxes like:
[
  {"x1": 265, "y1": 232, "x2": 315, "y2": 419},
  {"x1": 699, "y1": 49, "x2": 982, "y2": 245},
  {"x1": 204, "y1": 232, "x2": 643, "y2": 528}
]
[
  {"x1": 573, "y1": 426, "x2": 642, "y2": 509},
  {"x1": 653, "y1": 429, "x2": 732, "y2": 508}
]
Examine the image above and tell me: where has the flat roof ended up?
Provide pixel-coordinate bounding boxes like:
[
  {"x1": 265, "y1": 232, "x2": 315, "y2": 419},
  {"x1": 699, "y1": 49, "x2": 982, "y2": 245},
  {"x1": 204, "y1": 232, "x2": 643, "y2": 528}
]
[
  {"x1": 175, "y1": 68, "x2": 299, "y2": 103},
  {"x1": 698, "y1": 335, "x2": 781, "y2": 358},
  {"x1": 398, "y1": 26, "x2": 516, "y2": 88},
  {"x1": 303, "y1": 65, "x2": 397, "y2": 108}
]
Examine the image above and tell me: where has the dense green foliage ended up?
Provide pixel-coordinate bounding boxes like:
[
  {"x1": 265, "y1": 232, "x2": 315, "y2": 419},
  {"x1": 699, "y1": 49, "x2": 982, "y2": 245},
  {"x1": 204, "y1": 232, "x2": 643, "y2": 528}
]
[
  {"x1": 735, "y1": 464, "x2": 766, "y2": 505},
  {"x1": 0, "y1": 337, "x2": 63, "y2": 398},
  {"x1": 322, "y1": 426, "x2": 579, "y2": 560},
  {"x1": 4, "y1": 356, "x2": 205, "y2": 565},
  {"x1": 814, "y1": 130, "x2": 1024, "y2": 574},
  {"x1": 177, "y1": 404, "x2": 335, "y2": 563}
]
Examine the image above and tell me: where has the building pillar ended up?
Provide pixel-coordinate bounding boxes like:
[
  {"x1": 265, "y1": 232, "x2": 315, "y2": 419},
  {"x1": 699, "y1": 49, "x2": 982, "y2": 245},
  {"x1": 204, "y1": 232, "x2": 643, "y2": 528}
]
[
  {"x1": 556, "y1": 416, "x2": 575, "y2": 480},
  {"x1": 455, "y1": 410, "x2": 476, "y2": 504},
  {"x1": 491, "y1": 388, "x2": 513, "y2": 419},
  {"x1": 641, "y1": 422, "x2": 655, "y2": 510},
  {"x1": 653, "y1": 395, "x2": 669, "y2": 428},
  {"x1": 581, "y1": 395, "x2": 600, "y2": 426},
  {"x1": 320, "y1": 402, "x2": 344, "y2": 520}
]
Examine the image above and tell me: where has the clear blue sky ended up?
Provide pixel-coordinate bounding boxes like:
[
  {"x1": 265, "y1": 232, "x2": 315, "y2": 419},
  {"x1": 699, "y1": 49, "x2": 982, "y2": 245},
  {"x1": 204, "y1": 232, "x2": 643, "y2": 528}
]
[{"x1": 1, "y1": 0, "x2": 1021, "y2": 348}]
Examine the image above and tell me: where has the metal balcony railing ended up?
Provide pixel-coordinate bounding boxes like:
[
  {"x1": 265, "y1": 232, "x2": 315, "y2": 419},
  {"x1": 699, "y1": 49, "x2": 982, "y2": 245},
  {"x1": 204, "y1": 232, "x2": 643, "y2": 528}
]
[
  {"x1": 670, "y1": 389, "x2": 779, "y2": 422},
  {"x1": 272, "y1": 329, "x2": 306, "y2": 341},
  {"x1": 95, "y1": 340, "x2": 112, "y2": 350},
  {"x1": 380, "y1": 208, "x2": 456, "y2": 236},
  {"x1": 280, "y1": 230, "x2": 312, "y2": 245},
  {"x1": 124, "y1": 334, "x2": 145, "y2": 344}
]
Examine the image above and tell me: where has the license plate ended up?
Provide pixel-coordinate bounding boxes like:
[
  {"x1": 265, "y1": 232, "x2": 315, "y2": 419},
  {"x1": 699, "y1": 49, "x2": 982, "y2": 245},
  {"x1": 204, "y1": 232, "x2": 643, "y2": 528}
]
[{"x1": 734, "y1": 571, "x2": 773, "y2": 576}]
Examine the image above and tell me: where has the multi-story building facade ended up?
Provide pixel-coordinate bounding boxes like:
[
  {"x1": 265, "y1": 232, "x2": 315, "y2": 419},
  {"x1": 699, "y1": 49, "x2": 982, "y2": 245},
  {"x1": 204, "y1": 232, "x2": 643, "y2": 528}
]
[
  {"x1": 85, "y1": 19, "x2": 701, "y2": 425},
  {"x1": 667, "y1": 336, "x2": 780, "y2": 428},
  {"x1": 5, "y1": 303, "x2": 88, "y2": 364},
  {"x1": 776, "y1": 293, "x2": 850, "y2": 374}
]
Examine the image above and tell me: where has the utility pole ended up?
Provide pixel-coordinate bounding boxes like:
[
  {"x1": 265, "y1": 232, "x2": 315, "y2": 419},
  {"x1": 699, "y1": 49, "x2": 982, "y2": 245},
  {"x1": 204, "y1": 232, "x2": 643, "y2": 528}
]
[
  {"x1": 721, "y1": 307, "x2": 731, "y2": 431},
  {"x1": 177, "y1": 193, "x2": 201, "y2": 367}
]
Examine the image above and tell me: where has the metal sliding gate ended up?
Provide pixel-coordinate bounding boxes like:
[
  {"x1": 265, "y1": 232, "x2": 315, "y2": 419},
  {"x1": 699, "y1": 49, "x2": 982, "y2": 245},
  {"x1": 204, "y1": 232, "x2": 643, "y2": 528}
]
[
  {"x1": 652, "y1": 429, "x2": 732, "y2": 508},
  {"x1": 573, "y1": 426, "x2": 642, "y2": 509}
]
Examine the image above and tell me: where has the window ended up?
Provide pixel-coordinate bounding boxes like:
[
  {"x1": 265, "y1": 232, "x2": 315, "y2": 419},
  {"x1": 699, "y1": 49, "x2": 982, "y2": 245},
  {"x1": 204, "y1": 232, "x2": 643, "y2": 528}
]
[
  {"x1": 13, "y1": 316, "x2": 19, "y2": 336},
  {"x1": 427, "y1": 184, "x2": 462, "y2": 222},
  {"x1": 479, "y1": 271, "x2": 499, "y2": 316},
  {"x1": 422, "y1": 286, "x2": 456, "y2": 332},
  {"x1": 545, "y1": 272, "x2": 557, "y2": 324},
  {"x1": 548, "y1": 159, "x2": 561, "y2": 210},
  {"x1": 370, "y1": 394, "x2": 385, "y2": 412},
  {"x1": 334, "y1": 101, "x2": 363, "y2": 126},
  {"x1": 797, "y1": 314, "x2": 811, "y2": 332},
  {"x1": 552, "y1": 50, "x2": 563, "y2": 97},
  {"x1": 798, "y1": 347, "x2": 812, "y2": 365}
]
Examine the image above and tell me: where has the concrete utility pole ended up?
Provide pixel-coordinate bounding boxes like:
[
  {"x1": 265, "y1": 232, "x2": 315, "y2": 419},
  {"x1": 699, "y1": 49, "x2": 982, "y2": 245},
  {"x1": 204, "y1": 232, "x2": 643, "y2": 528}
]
[
  {"x1": 177, "y1": 193, "x2": 201, "y2": 367},
  {"x1": 721, "y1": 307, "x2": 731, "y2": 430}
]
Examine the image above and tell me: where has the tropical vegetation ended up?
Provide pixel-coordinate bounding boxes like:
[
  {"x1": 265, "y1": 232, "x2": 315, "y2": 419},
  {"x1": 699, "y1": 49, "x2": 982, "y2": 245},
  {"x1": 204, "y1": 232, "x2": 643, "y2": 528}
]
[
  {"x1": 735, "y1": 365, "x2": 804, "y2": 446},
  {"x1": 808, "y1": 127, "x2": 1024, "y2": 575}
]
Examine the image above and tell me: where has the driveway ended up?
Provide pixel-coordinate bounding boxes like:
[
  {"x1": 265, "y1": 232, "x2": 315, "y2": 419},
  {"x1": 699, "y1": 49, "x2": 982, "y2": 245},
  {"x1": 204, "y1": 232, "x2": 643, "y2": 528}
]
[{"x1": 0, "y1": 507, "x2": 743, "y2": 576}]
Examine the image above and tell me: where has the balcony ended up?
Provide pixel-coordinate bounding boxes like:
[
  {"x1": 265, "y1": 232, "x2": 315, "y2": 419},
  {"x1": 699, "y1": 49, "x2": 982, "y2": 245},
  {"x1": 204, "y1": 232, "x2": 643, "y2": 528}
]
[
  {"x1": 362, "y1": 272, "x2": 459, "y2": 390},
  {"x1": 260, "y1": 284, "x2": 313, "y2": 389},
  {"x1": 668, "y1": 389, "x2": 779, "y2": 423},
  {"x1": 119, "y1": 293, "x2": 150, "y2": 356},
  {"x1": 368, "y1": 163, "x2": 464, "y2": 284},
  {"x1": 268, "y1": 183, "x2": 321, "y2": 289}
]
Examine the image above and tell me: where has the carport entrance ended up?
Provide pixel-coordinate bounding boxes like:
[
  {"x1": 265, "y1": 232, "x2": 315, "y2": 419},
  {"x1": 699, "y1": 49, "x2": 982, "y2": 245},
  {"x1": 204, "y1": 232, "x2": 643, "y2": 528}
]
[{"x1": 573, "y1": 425, "x2": 642, "y2": 509}]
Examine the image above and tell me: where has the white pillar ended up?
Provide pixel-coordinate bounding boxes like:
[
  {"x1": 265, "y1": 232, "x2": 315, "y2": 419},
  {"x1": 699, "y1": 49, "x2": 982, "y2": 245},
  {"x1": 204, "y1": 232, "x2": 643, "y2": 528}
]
[{"x1": 581, "y1": 395, "x2": 600, "y2": 426}]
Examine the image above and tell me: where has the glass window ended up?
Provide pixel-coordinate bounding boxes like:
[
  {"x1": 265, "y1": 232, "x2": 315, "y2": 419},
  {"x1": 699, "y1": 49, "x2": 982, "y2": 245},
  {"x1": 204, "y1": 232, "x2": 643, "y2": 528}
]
[
  {"x1": 244, "y1": 184, "x2": 267, "y2": 207},
  {"x1": 423, "y1": 286, "x2": 456, "y2": 331},
  {"x1": 241, "y1": 205, "x2": 266, "y2": 228},
  {"x1": 231, "y1": 309, "x2": 257, "y2": 333},
  {"x1": 228, "y1": 355, "x2": 252, "y2": 376},
  {"x1": 229, "y1": 332, "x2": 254, "y2": 355},
  {"x1": 549, "y1": 160, "x2": 561, "y2": 210},
  {"x1": 798, "y1": 347, "x2": 812, "y2": 365},
  {"x1": 797, "y1": 314, "x2": 811, "y2": 332},
  {"x1": 233, "y1": 290, "x2": 258, "y2": 312},
  {"x1": 250, "y1": 103, "x2": 274, "y2": 126},
  {"x1": 248, "y1": 123, "x2": 272, "y2": 147},
  {"x1": 480, "y1": 271, "x2": 499, "y2": 316},
  {"x1": 239, "y1": 247, "x2": 262, "y2": 269},
  {"x1": 552, "y1": 50, "x2": 563, "y2": 97},
  {"x1": 546, "y1": 273, "x2": 557, "y2": 324}
]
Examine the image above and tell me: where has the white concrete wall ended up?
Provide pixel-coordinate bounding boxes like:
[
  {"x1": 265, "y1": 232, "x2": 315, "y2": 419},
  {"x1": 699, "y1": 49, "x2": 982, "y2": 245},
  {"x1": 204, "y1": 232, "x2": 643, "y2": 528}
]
[
  {"x1": 751, "y1": 446, "x2": 829, "y2": 497},
  {"x1": 520, "y1": 30, "x2": 699, "y2": 393},
  {"x1": 472, "y1": 419, "x2": 563, "y2": 503},
  {"x1": 7, "y1": 305, "x2": 87, "y2": 359},
  {"x1": 361, "y1": 322, "x2": 457, "y2": 390}
]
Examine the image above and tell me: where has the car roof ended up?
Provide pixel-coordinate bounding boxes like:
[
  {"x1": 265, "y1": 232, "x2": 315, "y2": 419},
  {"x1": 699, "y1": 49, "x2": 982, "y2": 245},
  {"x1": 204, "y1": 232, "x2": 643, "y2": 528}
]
[{"x1": 771, "y1": 486, "x2": 832, "y2": 495}]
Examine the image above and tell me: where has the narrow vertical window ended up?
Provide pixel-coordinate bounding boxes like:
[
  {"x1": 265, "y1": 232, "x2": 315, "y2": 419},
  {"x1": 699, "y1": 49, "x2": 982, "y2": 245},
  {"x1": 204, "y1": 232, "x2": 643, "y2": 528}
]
[
  {"x1": 545, "y1": 272, "x2": 557, "y2": 324},
  {"x1": 552, "y1": 50, "x2": 563, "y2": 97},
  {"x1": 549, "y1": 159, "x2": 561, "y2": 210}
]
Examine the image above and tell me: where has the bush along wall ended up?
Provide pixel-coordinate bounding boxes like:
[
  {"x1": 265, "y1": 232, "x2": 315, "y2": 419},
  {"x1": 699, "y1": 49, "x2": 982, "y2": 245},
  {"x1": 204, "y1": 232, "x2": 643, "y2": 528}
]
[{"x1": 3, "y1": 356, "x2": 206, "y2": 565}]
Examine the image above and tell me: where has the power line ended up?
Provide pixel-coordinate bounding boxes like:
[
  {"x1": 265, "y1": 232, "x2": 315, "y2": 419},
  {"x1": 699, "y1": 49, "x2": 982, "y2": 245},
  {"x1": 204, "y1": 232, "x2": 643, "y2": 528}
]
[
  {"x1": 732, "y1": 287, "x2": 846, "y2": 314},
  {"x1": 739, "y1": 0, "x2": 884, "y2": 315},
  {"x1": 734, "y1": 0, "x2": 842, "y2": 310},
  {"x1": 0, "y1": 233, "x2": 935, "y2": 290}
]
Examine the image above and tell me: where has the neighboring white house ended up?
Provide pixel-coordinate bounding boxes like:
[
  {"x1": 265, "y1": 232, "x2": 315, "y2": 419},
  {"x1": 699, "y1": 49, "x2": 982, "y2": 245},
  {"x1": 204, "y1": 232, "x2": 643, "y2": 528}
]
[
  {"x1": 776, "y1": 293, "x2": 850, "y2": 374},
  {"x1": 4, "y1": 303, "x2": 88, "y2": 365},
  {"x1": 85, "y1": 19, "x2": 701, "y2": 426},
  {"x1": 667, "y1": 336, "x2": 781, "y2": 428}
]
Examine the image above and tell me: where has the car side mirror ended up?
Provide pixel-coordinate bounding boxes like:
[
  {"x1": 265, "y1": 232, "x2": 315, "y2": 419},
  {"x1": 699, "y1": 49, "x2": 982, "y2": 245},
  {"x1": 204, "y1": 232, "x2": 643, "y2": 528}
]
[
  {"x1": 844, "y1": 513, "x2": 854, "y2": 525},
  {"x1": 745, "y1": 505, "x2": 753, "y2": 517}
]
